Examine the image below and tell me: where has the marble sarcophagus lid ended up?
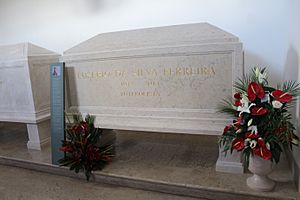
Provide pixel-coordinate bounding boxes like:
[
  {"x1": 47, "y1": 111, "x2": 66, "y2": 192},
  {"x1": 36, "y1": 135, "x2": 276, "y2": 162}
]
[
  {"x1": 0, "y1": 43, "x2": 60, "y2": 149},
  {"x1": 63, "y1": 23, "x2": 243, "y2": 135}
]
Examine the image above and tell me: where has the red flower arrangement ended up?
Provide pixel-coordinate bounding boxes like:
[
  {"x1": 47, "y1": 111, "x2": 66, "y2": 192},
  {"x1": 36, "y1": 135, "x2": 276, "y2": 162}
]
[
  {"x1": 58, "y1": 114, "x2": 114, "y2": 181},
  {"x1": 219, "y1": 67, "x2": 300, "y2": 163}
]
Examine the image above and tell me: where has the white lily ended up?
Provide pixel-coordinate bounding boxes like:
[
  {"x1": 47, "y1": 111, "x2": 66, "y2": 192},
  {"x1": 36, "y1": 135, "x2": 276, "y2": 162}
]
[
  {"x1": 248, "y1": 125, "x2": 258, "y2": 135},
  {"x1": 237, "y1": 97, "x2": 256, "y2": 116},
  {"x1": 255, "y1": 67, "x2": 267, "y2": 84}
]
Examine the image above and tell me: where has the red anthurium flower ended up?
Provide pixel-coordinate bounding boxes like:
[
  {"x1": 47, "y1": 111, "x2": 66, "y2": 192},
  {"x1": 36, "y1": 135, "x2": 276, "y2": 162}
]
[
  {"x1": 257, "y1": 138, "x2": 266, "y2": 147},
  {"x1": 245, "y1": 131, "x2": 259, "y2": 139},
  {"x1": 232, "y1": 138, "x2": 245, "y2": 151},
  {"x1": 60, "y1": 146, "x2": 73, "y2": 152},
  {"x1": 234, "y1": 100, "x2": 242, "y2": 107},
  {"x1": 234, "y1": 92, "x2": 242, "y2": 99},
  {"x1": 87, "y1": 147, "x2": 101, "y2": 161},
  {"x1": 271, "y1": 90, "x2": 292, "y2": 103},
  {"x1": 80, "y1": 121, "x2": 89, "y2": 131},
  {"x1": 223, "y1": 126, "x2": 230, "y2": 133},
  {"x1": 72, "y1": 121, "x2": 89, "y2": 133},
  {"x1": 261, "y1": 148, "x2": 272, "y2": 160},
  {"x1": 248, "y1": 82, "x2": 265, "y2": 101},
  {"x1": 233, "y1": 126, "x2": 239, "y2": 131},
  {"x1": 235, "y1": 116, "x2": 243, "y2": 125},
  {"x1": 253, "y1": 146, "x2": 272, "y2": 160},
  {"x1": 73, "y1": 152, "x2": 82, "y2": 160},
  {"x1": 236, "y1": 115, "x2": 243, "y2": 125},
  {"x1": 250, "y1": 107, "x2": 268, "y2": 115},
  {"x1": 252, "y1": 138, "x2": 272, "y2": 160}
]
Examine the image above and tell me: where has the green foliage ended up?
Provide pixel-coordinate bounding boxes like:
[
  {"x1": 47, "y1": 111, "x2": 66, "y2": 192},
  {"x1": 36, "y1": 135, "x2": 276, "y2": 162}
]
[
  {"x1": 234, "y1": 76, "x2": 250, "y2": 94},
  {"x1": 218, "y1": 99, "x2": 238, "y2": 116},
  {"x1": 279, "y1": 80, "x2": 300, "y2": 97}
]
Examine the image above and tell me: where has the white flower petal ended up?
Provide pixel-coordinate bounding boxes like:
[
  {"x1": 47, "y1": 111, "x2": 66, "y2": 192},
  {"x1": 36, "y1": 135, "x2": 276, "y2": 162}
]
[
  {"x1": 247, "y1": 119, "x2": 253, "y2": 127},
  {"x1": 250, "y1": 140, "x2": 257, "y2": 148},
  {"x1": 261, "y1": 93, "x2": 270, "y2": 103},
  {"x1": 266, "y1": 142, "x2": 270, "y2": 150},
  {"x1": 292, "y1": 138, "x2": 299, "y2": 145},
  {"x1": 272, "y1": 100, "x2": 283, "y2": 109},
  {"x1": 236, "y1": 129, "x2": 242, "y2": 133},
  {"x1": 248, "y1": 125, "x2": 258, "y2": 135}
]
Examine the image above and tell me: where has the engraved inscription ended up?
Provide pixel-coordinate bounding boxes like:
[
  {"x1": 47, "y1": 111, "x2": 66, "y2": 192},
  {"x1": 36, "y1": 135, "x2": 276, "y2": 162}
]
[
  {"x1": 77, "y1": 66, "x2": 216, "y2": 98},
  {"x1": 69, "y1": 53, "x2": 232, "y2": 109},
  {"x1": 78, "y1": 67, "x2": 216, "y2": 80}
]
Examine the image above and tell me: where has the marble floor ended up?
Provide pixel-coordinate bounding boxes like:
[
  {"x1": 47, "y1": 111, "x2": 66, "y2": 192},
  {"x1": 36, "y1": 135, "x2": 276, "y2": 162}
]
[
  {"x1": 0, "y1": 122, "x2": 299, "y2": 199},
  {"x1": 0, "y1": 164, "x2": 202, "y2": 200}
]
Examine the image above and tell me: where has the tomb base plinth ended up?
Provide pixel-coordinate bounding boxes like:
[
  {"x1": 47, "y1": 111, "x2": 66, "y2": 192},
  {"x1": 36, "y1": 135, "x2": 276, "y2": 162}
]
[
  {"x1": 27, "y1": 120, "x2": 51, "y2": 150},
  {"x1": 216, "y1": 145, "x2": 244, "y2": 174}
]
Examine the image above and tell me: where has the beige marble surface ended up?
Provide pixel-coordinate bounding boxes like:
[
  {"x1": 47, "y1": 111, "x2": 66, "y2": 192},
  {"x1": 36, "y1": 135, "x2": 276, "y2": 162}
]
[
  {"x1": 63, "y1": 23, "x2": 245, "y2": 173},
  {"x1": 0, "y1": 123, "x2": 298, "y2": 199},
  {"x1": 0, "y1": 43, "x2": 59, "y2": 123},
  {"x1": 63, "y1": 23, "x2": 243, "y2": 135},
  {"x1": 0, "y1": 164, "x2": 201, "y2": 200},
  {"x1": 0, "y1": 43, "x2": 60, "y2": 150}
]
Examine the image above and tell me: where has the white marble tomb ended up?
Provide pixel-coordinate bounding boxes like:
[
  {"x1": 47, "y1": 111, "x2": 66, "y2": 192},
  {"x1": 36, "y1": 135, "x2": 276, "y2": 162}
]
[
  {"x1": 0, "y1": 43, "x2": 60, "y2": 150},
  {"x1": 63, "y1": 23, "x2": 244, "y2": 173}
]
